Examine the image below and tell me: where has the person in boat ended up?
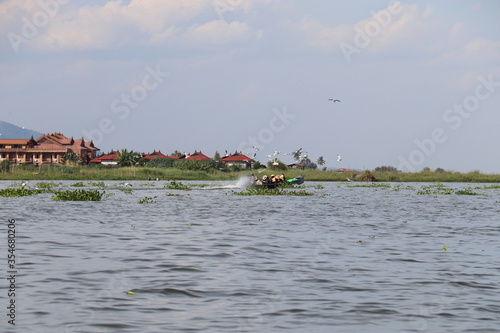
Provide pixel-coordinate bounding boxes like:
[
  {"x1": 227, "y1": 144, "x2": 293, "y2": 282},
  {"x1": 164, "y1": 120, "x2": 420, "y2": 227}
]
[
  {"x1": 249, "y1": 174, "x2": 258, "y2": 186},
  {"x1": 279, "y1": 174, "x2": 286, "y2": 182},
  {"x1": 260, "y1": 175, "x2": 269, "y2": 185}
]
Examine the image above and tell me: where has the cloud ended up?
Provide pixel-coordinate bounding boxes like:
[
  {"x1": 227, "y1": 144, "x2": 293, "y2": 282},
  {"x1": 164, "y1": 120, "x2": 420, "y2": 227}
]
[
  {"x1": 2, "y1": 0, "x2": 270, "y2": 52},
  {"x1": 298, "y1": 3, "x2": 436, "y2": 54},
  {"x1": 433, "y1": 38, "x2": 500, "y2": 67},
  {"x1": 183, "y1": 20, "x2": 251, "y2": 45}
]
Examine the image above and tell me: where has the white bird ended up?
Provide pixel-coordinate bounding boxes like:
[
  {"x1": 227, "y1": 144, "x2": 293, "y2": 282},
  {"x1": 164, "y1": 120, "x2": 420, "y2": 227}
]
[
  {"x1": 337, "y1": 155, "x2": 342, "y2": 162},
  {"x1": 20, "y1": 181, "x2": 28, "y2": 189}
]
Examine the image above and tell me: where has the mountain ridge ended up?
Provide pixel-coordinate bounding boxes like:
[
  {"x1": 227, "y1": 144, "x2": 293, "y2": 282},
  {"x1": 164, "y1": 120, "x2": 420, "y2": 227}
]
[{"x1": 0, "y1": 120, "x2": 44, "y2": 139}]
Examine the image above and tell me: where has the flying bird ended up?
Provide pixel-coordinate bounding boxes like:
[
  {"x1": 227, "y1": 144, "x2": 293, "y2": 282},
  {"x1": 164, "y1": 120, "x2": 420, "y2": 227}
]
[
  {"x1": 337, "y1": 155, "x2": 342, "y2": 162},
  {"x1": 329, "y1": 99, "x2": 341, "y2": 102}
]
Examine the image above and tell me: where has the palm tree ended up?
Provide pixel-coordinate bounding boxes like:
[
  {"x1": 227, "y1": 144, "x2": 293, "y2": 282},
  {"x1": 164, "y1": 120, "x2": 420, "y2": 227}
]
[
  {"x1": 62, "y1": 152, "x2": 82, "y2": 166},
  {"x1": 117, "y1": 149, "x2": 140, "y2": 167},
  {"x1": 213, "y1": 151, "x2": 221, "y2": 161},
  {"x1": 317, "y1": 156, "x2": 326, "y2": 167}
]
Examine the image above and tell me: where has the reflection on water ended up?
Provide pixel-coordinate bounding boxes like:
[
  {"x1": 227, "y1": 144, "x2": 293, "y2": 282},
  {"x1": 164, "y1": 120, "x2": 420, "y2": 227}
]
[{"x1": 1, "y1": 180, "x2": 500, "y2": 332}]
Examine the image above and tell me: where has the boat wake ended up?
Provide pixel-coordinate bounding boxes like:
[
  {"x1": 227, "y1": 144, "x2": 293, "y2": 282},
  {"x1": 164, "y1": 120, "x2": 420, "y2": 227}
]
[
  {"x1": 235, "y1": 176, "x2": 252, "y2": 188},
  {"x1": 196, "y1": 177, "x2": 251, "y2": 190}
]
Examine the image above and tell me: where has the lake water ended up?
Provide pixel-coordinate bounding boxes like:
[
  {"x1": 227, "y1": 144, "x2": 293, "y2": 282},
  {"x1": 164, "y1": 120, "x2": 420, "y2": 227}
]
[{"x1": 1, "y1": 180, "x2": 499, "y2": 333}]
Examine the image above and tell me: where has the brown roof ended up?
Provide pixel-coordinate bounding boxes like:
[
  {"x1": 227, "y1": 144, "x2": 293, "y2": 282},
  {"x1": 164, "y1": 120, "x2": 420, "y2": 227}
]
[{"x1": 0, "y1": 139, "x2": 29, "y2": 145}]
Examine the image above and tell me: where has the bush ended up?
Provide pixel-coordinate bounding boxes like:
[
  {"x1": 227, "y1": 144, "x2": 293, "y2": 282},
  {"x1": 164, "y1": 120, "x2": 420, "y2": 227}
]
[
  {"x1": 374, "y1": 166, "x2": 398, "y2": 172},
  {"x1": 174, "y1": 159, "x2": 217, "y2": 172},
  {"x1": 357, "y1": 170, "x2": 378, "y2": 182},
  {"x1": 1, "y1": 160, "x2": 10, "y2": 173},
  {"x1": 143, "y1": 157, "x2": 177, "y2": 168}
]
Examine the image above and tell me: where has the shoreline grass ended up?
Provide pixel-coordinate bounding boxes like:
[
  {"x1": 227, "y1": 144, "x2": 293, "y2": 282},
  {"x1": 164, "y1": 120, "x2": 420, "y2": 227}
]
[{"x1": 0, "y1": 165, "x2": 499, "y2": 183}]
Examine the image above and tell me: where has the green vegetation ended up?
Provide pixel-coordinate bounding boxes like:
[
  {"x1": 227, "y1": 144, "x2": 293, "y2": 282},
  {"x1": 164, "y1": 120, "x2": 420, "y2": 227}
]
[
  {"x1": 1, "y1": 163, "x2": 499, "y2": 183},
  {"x1": 416, "y1": 184, "x2": 485, "y2": 196},
  {"x1": 234, "y1": 188, "x2": 313, "y2": 196},
  {"x1": 117, "y1": 149, "x2": 141, "y2": 167},
  {"x1": 138, "y1": 196, "x2": 156, "y2": 204},
  {"x1": 0, "y1": 188, "x2": 46, "y2": 197},
  {"x1": 164, "y1": 181, "x2": 191, "y2": 190},
  {"x1": 52, "y1": 189, "x2": 105, "y2": 201},
  {"x1": 61, "y1": 152, "x2": 83, "y2": 166},
  {"x1": 347, "y1": 183, "x2": 391, "y2": 188},
  {"x1": 35, "y1": 182, "x2": 61, "y2": 189}
]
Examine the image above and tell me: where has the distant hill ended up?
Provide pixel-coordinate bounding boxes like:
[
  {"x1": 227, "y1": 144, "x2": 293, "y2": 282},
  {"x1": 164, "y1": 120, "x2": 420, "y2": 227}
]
[{"x1": 0, "y1": 120, "x2": 43, "y2": 139}]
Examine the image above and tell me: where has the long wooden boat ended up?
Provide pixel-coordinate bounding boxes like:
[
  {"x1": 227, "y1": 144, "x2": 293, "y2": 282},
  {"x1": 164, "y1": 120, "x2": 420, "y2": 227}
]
[{"x1": 252, "y1": 175, "x2": 305, "y2": 189}]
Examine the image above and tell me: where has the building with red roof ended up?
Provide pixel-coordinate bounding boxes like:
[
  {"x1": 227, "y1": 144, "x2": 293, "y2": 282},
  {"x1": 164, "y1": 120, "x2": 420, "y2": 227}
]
[
  {"x1": 89, "y1": 150, "x2": 120, "y2": 165},
  {"x1": 0, "y1": 132, "x2": 99, "y2": 165},
  {"x1": 221, "y1": 152, "x2": 255, "y2": 169},
  {"x1": 143, "y1": 150, "x2": 179, "y2": 160},
  {"x1": 182, "y1": 151, "x2": 211, "y2": 161}
]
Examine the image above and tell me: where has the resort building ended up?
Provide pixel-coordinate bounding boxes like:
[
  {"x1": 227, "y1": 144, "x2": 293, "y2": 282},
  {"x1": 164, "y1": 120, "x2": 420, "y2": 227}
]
[
  {"x1": 143, "y1": 150, "x2": 180, "y2": 160},
  {"x1": 89, "y1": 150, "x2": 120, "y2": 165},
  {"x1": 221, "y1": 152, "x2": 255, "y2": 169},
  {"x1": 0, "y1": 133, "x2": 99, "y2": 165},
  {"x1": 182, "y1": 151, "x2": 211, "y2": 160}
]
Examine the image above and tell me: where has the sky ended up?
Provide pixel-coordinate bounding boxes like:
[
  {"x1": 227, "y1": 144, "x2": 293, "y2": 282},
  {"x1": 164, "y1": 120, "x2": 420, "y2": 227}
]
[{"x1": 1, "y1": 0, "x2": 499, "y2": 172}]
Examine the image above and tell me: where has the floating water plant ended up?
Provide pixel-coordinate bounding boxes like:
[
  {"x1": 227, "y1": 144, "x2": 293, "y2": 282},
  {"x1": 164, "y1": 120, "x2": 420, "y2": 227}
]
[
  {"x1": 391, "y1": 185, "x2": 416, "y2": 191},
  {"x1": 120, "y1": 188, "x2": 133, "y2": 194},
  {"x1": 35, "y1": 182, "x2": 61, "y2": 189},
  {"x1": 138, "y1": 196, "x2": 156, "y2": 204},
  {"x1": 89, "y1": 181, "x2": 107, "y2": 189},
  {"x1": 52, "y1": 189, "x2": 105, "y2": 201},
  {"x1": 347, "y1": 183, "x2": 391, "y2": 188},
  {"x1": 234, "y1": 188, "x2": 313, "y2": 196},
  {"x1": 164, "y1": 181, "x2": 191, "y2": 190},
  {"x1": 0, "y1": 188, "x2": 46, "y2": 197},
  {"x1": 455, "y1": 189, "x2": 482, "y2": 196},
  {"x1": 479, "y1": 185, "x2": 500, "y2": 189},
  {"x1": 71, "y1": 182, "x2": 86, "y2": 187},
  {"x1": 417, "y1": 184, "x2": 454, "y2": 195}
]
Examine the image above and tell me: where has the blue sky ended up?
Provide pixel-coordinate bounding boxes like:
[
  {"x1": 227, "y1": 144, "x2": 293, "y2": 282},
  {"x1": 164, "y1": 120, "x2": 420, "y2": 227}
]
[{"x1": 1, "y1": 0, "x2": 499, "y2": 172}]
